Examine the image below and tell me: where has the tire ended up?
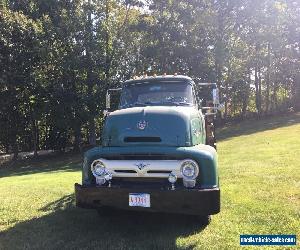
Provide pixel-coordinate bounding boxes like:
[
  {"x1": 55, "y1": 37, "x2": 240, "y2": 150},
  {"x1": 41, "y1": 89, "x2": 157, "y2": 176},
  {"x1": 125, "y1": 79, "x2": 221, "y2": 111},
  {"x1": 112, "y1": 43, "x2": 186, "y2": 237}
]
[{"x1": 197, "y1": 215, "x2": 211, "y2": 226}]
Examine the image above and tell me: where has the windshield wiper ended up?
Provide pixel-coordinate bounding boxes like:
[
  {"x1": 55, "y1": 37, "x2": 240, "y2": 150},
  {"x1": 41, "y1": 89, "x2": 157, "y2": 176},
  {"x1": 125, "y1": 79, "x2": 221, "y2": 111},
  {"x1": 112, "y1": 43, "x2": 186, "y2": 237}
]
[
  {"x1": 131, "y1": 101, "x2": 160, "y2": 107},
  {"x1": 177, "y1": 102, "x2": 192, "y2": 106},
  {"x1": 160, "y1": 101, "x2": 192, "y2": 106},
  {"x1": 129, "y1": 101, "x2": 192, "y2": 107},
  {"x1": 130, "y1": 102, "x2": 147, "y2": 107}
]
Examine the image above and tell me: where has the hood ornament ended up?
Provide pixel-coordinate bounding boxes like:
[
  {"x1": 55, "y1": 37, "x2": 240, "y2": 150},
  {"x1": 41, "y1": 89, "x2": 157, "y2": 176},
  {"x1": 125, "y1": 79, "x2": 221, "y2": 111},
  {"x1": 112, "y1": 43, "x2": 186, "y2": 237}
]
[
  {"x1": 135, "y1": 163, "x2": 150, "y2": 170},
  {"x1": 137, "y1": 120, "x2": 147, "y2": 130}
]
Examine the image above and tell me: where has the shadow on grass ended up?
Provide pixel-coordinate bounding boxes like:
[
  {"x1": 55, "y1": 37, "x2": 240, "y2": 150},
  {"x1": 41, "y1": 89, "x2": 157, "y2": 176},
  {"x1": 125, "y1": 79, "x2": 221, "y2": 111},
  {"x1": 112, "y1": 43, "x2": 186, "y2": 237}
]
[
  {"x1": 217, "y1": 112, "x2": 300, "y2": 141},
  {"x1": 0, "y1": 153, "x2": 82, "y2": 179},
  {"x1": 0, "y1": 194, "x2": 205, "y2": 250}
]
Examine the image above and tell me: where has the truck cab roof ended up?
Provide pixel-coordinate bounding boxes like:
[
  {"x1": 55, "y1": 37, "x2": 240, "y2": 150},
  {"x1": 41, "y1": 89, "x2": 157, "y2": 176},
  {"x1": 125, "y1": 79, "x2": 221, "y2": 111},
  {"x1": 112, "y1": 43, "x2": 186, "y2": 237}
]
[{"x1": 123, "y1": 75, "x2": 194, "y2": 86}]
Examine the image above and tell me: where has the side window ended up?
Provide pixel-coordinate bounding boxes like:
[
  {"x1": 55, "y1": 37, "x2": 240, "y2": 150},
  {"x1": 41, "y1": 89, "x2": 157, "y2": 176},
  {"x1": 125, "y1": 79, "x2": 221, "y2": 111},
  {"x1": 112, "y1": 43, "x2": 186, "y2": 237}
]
[{"x1": 191, "y1": 118, "x2": 203, "y2": 145}]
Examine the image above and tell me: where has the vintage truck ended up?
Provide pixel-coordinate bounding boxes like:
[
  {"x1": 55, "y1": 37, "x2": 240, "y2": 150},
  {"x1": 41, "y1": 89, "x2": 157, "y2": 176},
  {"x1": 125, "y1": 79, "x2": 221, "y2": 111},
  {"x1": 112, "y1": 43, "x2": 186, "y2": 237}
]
[{"x1": 75, "y1": 75, "x2": 220, "y2": 225}]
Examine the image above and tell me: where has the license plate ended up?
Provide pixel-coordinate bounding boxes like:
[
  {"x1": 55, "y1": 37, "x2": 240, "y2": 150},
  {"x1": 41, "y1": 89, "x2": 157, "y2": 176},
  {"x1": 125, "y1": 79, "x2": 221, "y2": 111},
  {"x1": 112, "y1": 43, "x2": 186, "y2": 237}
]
[{"x1": 129, "y1": 193, "x2": 150, "y2": 207}]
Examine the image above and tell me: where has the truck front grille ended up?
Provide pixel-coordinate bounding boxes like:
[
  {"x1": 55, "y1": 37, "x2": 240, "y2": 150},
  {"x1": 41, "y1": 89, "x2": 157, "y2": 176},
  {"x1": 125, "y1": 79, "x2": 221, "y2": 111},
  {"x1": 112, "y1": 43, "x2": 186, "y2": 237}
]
[{"x1": 92, "y1": 158, "x2": 184, "y2": 179}]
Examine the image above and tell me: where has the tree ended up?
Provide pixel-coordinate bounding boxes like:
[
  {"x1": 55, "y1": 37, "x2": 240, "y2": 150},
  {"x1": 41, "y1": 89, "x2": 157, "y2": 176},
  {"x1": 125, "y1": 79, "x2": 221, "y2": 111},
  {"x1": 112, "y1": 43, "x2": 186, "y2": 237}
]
[
  {"x1": 0, "y1": 9, "x2": 42, "y2": 158},
  {"x1": 1, "y1": 0, "x2": 300, "y2": 155}
]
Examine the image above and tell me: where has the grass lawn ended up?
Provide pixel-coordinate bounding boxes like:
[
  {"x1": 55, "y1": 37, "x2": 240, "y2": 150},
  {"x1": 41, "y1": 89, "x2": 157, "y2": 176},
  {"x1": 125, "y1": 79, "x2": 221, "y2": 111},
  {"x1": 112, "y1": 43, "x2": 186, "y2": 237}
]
[{"x1": 0, "y1": 113, "x2": 299, "y2": 250}]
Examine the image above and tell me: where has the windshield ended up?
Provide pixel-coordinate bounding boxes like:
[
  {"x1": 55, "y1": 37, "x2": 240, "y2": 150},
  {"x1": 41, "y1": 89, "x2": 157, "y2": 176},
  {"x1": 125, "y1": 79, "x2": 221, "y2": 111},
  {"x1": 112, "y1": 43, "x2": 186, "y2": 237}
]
[{"x1": 119, "y1": 81, "x2": 194, "y2": 109}]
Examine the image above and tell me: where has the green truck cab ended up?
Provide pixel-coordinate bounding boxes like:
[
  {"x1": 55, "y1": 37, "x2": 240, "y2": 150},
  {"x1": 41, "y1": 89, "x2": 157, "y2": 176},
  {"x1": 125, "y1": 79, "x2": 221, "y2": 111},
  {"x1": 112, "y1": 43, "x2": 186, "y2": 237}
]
[{"x1": 75, "y1": 75, "x2": 220, "y2": 224}]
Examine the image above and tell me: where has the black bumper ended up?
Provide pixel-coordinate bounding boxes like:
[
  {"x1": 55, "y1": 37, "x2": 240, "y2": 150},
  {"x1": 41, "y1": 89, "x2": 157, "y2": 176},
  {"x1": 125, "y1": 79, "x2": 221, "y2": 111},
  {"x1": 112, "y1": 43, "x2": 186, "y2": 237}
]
[{"x1": 75, "y1": 183, "x2": 220, "y2": 216}]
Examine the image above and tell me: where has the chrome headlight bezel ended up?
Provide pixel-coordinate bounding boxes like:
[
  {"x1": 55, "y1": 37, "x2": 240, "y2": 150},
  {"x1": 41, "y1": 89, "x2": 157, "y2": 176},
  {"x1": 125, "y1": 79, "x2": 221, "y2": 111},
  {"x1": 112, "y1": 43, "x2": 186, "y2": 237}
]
[
  {"x1": 180, "y1": 159, "x2": 199, "y2": 180},
  {"x1": 91, "y1": 160, "x2": 106, "y2": 177}
]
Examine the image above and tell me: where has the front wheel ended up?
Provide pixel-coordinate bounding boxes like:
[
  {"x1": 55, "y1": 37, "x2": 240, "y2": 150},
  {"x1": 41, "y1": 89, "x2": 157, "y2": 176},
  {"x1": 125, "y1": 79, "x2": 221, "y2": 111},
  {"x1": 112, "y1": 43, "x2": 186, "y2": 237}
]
[{"x1": 197, "y1": 215, "x2": 211, "y2": 226}]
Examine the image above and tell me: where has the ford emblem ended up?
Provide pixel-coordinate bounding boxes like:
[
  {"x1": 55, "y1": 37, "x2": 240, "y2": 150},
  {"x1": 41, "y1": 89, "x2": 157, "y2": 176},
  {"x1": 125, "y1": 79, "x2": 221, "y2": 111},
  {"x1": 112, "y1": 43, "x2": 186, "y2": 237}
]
[
  {"x1": 137, "y1": 120, "x2": 147, "y2": 130},
  {"x1": 135, "y1": 163, "x2": 150, "y2": 170}
]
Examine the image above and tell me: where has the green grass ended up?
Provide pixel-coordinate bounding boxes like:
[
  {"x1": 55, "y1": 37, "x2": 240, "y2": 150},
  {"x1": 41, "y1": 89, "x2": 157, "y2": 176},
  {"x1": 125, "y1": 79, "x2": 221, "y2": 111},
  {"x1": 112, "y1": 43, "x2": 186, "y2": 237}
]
[{"x1": 1, "y1": 113, "x2": 300, "y2": 250}]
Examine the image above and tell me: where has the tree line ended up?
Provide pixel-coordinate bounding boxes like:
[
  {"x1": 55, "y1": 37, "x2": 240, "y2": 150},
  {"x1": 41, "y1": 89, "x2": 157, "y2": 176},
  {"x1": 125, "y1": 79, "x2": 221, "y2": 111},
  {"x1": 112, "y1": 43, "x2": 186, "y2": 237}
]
[{"x1": 0, "y1": 0, "x2": 299, "y2": 158}]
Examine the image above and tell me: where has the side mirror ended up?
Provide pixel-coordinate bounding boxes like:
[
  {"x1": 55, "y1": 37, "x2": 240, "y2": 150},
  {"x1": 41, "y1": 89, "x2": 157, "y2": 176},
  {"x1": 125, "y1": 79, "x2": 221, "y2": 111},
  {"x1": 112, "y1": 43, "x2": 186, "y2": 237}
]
[
  {"x1": 212, "y1": 88, "x2": 220, "y2": 105},
  {"x1": 195, "y1": 82, "x2": 222, "y2": 115},
  {"x1": 217, "y1": 103, "x2": 225, "y2": 112},
  {"x1": 103, "y1": 110, "x2": 110, "y2": 117},
  {"x1": 105, "y1": 88, "x2": 122, "y2": 112},
  {"x1": 106, "y1": 92, "x2": 111, "y2": 110}
]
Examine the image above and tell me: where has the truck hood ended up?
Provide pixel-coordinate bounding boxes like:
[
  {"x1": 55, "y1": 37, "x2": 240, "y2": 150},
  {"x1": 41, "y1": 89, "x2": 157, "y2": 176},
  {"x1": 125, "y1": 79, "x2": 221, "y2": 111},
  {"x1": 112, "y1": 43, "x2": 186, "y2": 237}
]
[{"x1": 102, "y1": 106, "x2": 199, "y2": 147}]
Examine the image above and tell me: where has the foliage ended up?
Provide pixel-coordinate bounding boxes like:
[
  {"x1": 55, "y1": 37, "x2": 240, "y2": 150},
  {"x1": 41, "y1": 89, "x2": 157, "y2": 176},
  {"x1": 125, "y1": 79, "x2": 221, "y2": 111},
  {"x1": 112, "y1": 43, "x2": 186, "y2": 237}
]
[{"x1": 0, "y1": 0, "x2": 300, "y2": 155}]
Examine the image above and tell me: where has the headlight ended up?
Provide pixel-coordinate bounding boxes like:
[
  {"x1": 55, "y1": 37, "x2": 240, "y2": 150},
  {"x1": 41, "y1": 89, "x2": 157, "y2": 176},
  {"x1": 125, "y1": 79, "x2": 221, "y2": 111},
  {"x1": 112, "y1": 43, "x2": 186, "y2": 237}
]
[
  {"x1": 91, "y1": 160, "x2": 106, "y2": 177},
  {"x1": 181, "y1": 160, "x2": 199, "y2": 179}
]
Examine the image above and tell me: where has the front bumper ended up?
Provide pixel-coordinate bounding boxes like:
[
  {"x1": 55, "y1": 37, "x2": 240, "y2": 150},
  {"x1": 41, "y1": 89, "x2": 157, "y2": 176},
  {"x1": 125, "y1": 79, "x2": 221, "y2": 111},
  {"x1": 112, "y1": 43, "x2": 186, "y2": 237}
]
[{"x1": 75, "y1": 183, "x2": 220, "y2": 215}]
